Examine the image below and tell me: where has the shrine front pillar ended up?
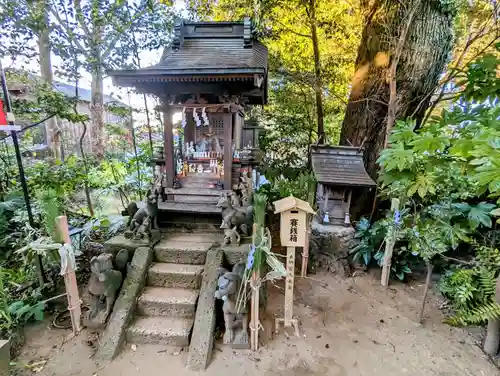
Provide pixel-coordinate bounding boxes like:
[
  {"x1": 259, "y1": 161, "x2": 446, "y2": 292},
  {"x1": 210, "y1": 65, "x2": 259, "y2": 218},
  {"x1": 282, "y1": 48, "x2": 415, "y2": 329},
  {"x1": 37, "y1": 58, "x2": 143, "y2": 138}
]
[
  {"x1": 223, "y1": 112, "x2": 233, "y2": 189},
  {"x1": 163, "y1": 105, "x2": 174, "y2": 191}
]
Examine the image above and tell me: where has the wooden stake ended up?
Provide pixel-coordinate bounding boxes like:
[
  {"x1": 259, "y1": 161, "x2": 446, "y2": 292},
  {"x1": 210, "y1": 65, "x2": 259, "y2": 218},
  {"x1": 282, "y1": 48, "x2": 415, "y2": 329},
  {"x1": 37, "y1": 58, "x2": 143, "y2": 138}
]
[
  {"x1": 418, "y1": 261, "x2": 434, "y2": 324},
  {"x1": 55, "y1": 215, "x2": 82, "y2": 335},
  {"x1": 381, "y1": 198, "x2": 400, "y2": 287},
  {"x1": 300, "y1": 215, "x2": 310, "y2": 277},
  {"x1": 275, "y1": 246, "x2": 300, "y2": 337}
]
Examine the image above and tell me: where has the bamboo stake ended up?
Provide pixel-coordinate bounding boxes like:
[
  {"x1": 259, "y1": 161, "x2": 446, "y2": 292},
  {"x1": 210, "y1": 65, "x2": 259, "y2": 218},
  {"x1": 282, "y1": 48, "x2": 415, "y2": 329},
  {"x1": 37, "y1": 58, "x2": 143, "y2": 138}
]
[
  {"x1": 55, "y1": 215, "x2": 82, "y2": 335},
  {"x1": 249, "y1": 223, "x2": 260, "y2": 351},
  {"x1": 381, "y1": 198, "x2": 400, "y2": 287}
]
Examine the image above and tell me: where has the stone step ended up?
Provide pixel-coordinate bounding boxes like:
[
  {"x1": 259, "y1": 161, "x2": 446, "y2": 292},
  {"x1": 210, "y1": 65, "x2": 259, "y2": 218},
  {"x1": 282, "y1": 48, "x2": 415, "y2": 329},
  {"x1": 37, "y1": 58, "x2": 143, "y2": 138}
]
[
  {"x1": 147, "y1": 262, "x2": 204, "y2": 289},
  {"x1": 158, "y1": 201, "x2": 222, "y2": 215},
  {"x1": 172, "y1": 195, "x2": 219, "y2": 204},
  {"x1": 165, "y1": 188, "x2": 230, "y2": 196},
  {"x1": 154, "y1": 238, "x2": 214, "y2": 265},
  {"x1": 126, "y1": 316, "x2": 192, "y2": 346},
  {"x1": 165, "y1": 233, "x2": 221, "y2": 243},
  {"x1": 160, "y1": 226, "x2": 223, "y2": 235},
  {"x1": 179, "y1": 175, "x2": 220, "y2": 183},
  {"x1": 160, "y1": 222, "x2": 223, "y2": 232},
  {"x1": 176, "y1": 181, "x2": 217, "y2": 189},
  {"x1": 137, "y1": 287, "x2": 199, "y2": 318}
]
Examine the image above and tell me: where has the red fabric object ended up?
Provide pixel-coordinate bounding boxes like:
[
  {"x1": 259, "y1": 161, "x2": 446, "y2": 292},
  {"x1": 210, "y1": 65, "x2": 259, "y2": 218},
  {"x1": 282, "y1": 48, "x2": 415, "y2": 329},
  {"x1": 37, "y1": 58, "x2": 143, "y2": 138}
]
[{"x1": 0, "y1": 99, "x2": 7, "y2": 125}]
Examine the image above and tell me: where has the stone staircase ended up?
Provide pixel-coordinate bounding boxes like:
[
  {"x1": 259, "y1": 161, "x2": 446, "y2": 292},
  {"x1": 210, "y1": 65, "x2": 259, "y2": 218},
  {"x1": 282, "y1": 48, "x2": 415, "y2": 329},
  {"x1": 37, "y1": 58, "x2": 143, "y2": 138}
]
[{"x1": 126, "y1": 233, "x2": 220, "y2": 347}]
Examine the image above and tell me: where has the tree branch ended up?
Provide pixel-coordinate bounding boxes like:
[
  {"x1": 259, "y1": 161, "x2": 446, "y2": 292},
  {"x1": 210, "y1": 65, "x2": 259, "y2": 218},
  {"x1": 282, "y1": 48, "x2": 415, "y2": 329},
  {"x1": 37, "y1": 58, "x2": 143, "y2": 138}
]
[
  {"x1": 73, "y1": 0, "x2": 91, "y2": 37},
  {"x1": 275, "y1": 20, "x2": 312, "y2": 39},
  {"x1": 101, "y1": 7, "x2": 149, "y2": 60},
  {"x1": 49, "y1": 0, "x2": 89, "y2": 57}
]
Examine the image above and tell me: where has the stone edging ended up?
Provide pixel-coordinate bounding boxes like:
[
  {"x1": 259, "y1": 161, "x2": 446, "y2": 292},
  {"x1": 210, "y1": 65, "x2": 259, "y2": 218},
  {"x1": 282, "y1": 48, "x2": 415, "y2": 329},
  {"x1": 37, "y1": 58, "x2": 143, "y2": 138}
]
[
  {"x1": 94, "y1": 246, "x2": 153, "y2": 362},
  {"x1": 186, "y1": 249, "x2": 223, "y2": 371},
  {"x1": 0, "y1": 340, "x2": 10, "y2": 376}
]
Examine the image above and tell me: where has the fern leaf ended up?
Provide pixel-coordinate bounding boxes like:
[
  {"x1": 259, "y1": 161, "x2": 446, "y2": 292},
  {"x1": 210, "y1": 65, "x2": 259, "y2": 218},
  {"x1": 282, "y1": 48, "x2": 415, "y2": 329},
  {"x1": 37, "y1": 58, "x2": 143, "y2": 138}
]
[{"x1": 446, "y1": 302, "x2": 500, "y2": 326}]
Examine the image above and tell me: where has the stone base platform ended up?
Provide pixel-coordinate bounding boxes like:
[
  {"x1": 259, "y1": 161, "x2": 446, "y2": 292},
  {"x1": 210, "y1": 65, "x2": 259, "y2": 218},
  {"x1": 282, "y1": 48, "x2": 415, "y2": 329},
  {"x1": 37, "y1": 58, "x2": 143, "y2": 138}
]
[{"x1": 309, "y1": 218, "x2": 358, "y2": 276}]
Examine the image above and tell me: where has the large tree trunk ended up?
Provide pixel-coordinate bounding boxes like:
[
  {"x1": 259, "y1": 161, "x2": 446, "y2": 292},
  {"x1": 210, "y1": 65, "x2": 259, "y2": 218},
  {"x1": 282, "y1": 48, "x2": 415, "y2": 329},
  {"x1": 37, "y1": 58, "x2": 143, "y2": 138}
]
[
  {"x1": 340, "y1": 0, "x2": 454, "y2": 214},
  {"x1": 37, "y1": 0, "x2": 60, "y2": 159}
]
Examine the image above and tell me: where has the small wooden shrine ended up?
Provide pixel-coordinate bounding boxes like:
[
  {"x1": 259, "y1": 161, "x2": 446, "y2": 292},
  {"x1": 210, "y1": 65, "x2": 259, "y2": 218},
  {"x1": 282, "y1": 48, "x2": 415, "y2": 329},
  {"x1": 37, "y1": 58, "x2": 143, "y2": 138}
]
[
  {"x1": 310, "y1": 145, "x2": 375, "y2": 225},
  {"x1": 109, "y1": 18, "x2": 267, "y2": 215}
]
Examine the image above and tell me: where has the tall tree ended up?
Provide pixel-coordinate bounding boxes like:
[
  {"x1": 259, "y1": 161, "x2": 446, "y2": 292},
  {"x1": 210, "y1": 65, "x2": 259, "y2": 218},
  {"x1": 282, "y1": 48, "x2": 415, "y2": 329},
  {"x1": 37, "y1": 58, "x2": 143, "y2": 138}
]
[
  {"x1": 1, "y1": 0, "x2": 174, "y2": 158},
  {"x1": 37, "y1": 1, "x2": 61, "y2": 159},
  {"x1": 188, "y1": 0, "x2": 361, "y2": 158},
  {"x1": 340, "y1": 0, "x2": 456, "y2": 180},
  {"x1": 0, "y1": 0, "x2": 61, "y2": 158},
  {"x1": 49, "y1": 0, "x2": 174, "y2": 157}
]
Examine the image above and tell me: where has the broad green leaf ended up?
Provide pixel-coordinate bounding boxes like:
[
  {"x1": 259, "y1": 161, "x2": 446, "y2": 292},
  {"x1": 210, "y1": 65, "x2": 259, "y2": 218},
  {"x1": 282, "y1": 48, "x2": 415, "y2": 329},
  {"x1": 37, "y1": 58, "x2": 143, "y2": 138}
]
[
  {"x1": 452, "y1": 203, "x2": 471, "y2": 213},
  {"x1": 490, "y1": 208, "x2": 500, "y2": 217},
  {"x1": 468, "y1": 202, "x2": 495, "y2": 229},
  {"x1": 470, "y1": 157, "x2": 491, "y2": 166}
]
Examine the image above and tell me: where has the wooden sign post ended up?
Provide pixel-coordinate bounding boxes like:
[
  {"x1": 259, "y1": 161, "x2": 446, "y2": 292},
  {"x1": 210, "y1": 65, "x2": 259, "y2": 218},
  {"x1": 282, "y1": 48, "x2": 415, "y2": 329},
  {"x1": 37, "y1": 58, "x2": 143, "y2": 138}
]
[
  {"x1": 273, "y1": 196, "x2": 315, "y2": 337},
  {"x1": 55, "y1": 215, "x2": 82, "y2": 335}
]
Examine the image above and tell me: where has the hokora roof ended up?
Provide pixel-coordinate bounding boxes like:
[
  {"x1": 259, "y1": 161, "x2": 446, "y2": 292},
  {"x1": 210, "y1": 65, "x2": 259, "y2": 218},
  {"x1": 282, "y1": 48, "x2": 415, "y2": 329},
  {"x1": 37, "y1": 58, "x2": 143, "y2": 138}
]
[
  {"x1": 311, "y1": 145, "x2": 376, "y2": 187},
  {"x1": 108, "y1": 18, "x2": 268, "y2": 80}
]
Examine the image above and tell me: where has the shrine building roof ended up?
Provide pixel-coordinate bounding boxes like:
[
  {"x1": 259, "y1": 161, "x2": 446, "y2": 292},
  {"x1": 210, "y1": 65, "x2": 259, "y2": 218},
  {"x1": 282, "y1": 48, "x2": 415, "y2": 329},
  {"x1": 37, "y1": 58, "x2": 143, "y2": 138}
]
[
  {"x1": 310, "y1": 145, "x2": 376, "y2": 187},
  {"x1": 108, "y1": 18, "x2": 268, "y2": 104}
]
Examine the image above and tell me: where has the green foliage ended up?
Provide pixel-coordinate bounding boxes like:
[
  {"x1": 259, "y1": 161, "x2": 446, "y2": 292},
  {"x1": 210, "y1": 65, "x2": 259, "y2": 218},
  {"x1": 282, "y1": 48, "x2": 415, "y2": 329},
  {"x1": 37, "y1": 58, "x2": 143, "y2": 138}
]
[
  {"x1": 0, "y1": 266, "x2": 45, "y2": 337},
  {"x1": 256, "y1": 172, "x2": 316, "y2": 205},
  {"x1": 351, "y1": 218, "x2": 385, "y2": 266},
  {"x1": 377, "y1": 52, "x2": 499, "y2": 268},
  {"x1": 365, "y1": 51, "x2": 500, "y2": 290},
  {"x1": 351, "y1": 216, "x2": 418, "y2": 281},
  {"x1": 440, "y1": 245, "x2": 500, "y2": 326},
  {"x1": 191, "y1": 0, "x2": 359, "y2": 171}
]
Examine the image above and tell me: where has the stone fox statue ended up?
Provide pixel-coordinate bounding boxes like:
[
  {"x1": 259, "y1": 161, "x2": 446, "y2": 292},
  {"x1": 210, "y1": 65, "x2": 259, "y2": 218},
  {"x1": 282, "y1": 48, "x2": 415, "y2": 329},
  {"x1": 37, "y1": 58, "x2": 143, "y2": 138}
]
[
  {"x1": 220, "y1": 216, "x2": 241, "y2": 245},
  {"x1": 216, "y1": 192, "x2": 252, "y2": 236},
  {"x1": 215, "y1": 263, "x2": 248, "y2": 345},
  {"x1": 87, "y1": 253, "x2": 123, "y2": 326},
  {"x1": 128, "y1": 190, "x2": 159, "y2": 239},
  {"x1": 124, "y1": 201, "x2": 139, "y2": 227}
]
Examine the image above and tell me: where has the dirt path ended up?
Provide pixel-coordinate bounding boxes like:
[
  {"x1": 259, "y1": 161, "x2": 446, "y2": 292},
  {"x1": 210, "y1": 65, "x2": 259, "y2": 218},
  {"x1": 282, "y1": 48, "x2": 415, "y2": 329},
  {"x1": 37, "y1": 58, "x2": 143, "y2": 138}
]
[{"x1": 13, "y1": 271, "x2": 499, "y2": 376}]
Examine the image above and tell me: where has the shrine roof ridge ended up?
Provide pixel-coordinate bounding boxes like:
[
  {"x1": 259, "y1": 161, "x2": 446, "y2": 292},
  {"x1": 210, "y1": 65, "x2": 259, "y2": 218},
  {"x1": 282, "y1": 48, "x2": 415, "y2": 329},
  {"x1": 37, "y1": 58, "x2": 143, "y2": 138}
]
[
  {"x1": 108, "y1": 17, "x2": 267, "y2": 77},
  {"x1": 107, "y1": 17, "x2": 268, "y2": 104}
]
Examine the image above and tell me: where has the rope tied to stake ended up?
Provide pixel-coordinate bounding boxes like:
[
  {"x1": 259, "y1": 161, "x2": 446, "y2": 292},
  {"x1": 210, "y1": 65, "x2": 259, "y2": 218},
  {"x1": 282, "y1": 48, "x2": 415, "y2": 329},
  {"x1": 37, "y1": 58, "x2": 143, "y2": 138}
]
[{"x1": 59, "y1": 243, "x2": 78, "y2": 276}]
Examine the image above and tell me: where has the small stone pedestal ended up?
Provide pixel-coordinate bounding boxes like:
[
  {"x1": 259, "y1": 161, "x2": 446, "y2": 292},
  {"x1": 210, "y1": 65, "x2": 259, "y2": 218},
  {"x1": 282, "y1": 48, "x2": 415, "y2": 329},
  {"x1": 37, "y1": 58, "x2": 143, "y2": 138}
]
[
  {"x1": 0, "y1": 340, "x2": 10, "y2": 376},
  {"x1": 309, "y1": 218, "x2": 358, "y2": 276}
]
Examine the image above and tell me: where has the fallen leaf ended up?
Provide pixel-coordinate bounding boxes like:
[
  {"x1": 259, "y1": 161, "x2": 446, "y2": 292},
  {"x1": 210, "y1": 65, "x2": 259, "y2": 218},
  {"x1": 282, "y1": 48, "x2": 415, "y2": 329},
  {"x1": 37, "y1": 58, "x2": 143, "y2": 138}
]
[{"x1": 26, "y1": 360, "x2": 47, "y2": 369}]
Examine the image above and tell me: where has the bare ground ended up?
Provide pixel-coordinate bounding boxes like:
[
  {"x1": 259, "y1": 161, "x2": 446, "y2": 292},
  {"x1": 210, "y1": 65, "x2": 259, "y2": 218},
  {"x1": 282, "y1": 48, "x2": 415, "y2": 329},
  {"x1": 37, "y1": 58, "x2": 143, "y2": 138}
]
[{"x1": 12, "y1": 271, "x2": 499, "y2": 376}]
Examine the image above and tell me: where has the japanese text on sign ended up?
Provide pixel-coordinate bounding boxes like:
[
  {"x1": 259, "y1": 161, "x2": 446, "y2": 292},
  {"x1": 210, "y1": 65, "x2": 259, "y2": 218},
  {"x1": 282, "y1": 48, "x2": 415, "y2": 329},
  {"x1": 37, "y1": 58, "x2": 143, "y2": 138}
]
[{"x1": 289, "y1": 218, "x2": 298, "y2": 243}]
